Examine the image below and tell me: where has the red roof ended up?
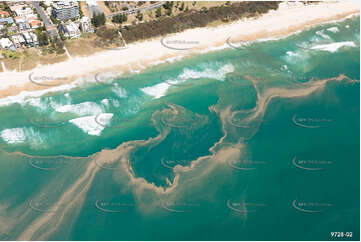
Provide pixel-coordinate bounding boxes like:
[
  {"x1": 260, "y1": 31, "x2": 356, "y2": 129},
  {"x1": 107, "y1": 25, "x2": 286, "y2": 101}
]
[
  {"x1": 0, "y1": 10, "x2": 9, "y2": 17},
  {"x1": 30, "y1": 20, "x2": 41, "y2": 28}
]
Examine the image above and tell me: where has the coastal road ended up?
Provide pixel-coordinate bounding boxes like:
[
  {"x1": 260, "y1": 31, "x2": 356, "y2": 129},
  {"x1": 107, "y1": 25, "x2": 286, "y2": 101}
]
[
  {"x1": 106, "y1": 2, "x2": 165, "y2": 18},
  {"x1": 30, "y1": 1, "x2": 59, "y2": 38}
]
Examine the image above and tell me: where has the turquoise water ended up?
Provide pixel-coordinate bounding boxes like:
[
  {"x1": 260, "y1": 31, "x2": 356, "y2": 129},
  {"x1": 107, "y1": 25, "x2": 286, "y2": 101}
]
[{"x1": 0, "y1": 16, "x2": 359, "y2": 241}]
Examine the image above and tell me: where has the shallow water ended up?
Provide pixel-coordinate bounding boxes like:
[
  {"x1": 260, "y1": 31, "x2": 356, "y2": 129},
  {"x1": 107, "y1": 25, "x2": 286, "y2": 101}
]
[{"x1": 0, "y1": 16, "x2": 359, "y2": 241}]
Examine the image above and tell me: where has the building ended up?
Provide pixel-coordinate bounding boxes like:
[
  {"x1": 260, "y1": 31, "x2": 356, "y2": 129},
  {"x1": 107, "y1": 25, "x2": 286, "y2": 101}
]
[
  {"x1": 86, "y1": 0, "x2": 103, "y2": 17},
  {"x1": 29, "y1": 32, "x2": 38, "y2": 46},
  {"x1": 44, "y1": 0, "x2": 53, "y2": 6},
  {"x1": 22, "y1": 31, "x2": 33, "y2": 46},
  {"x1": 0, "y1": 37, "x2": 14, "y2": 50},
  {"x1": 7, "y1": 24, "x2": 18, "y2": 34},
  {"x1": 0, "y1": 17, "x2": 14, "y2": 25},
  {"x1": 10, "y1": 4, "x2": 33, "y2": 17},
  {"x1": 79, "y1": 16, "x2": 91, "y2": 33},
  {"x1": 10, "y1": 34, "x2": 25, "y2": 48},
  {"x1": 0, "y1": 10, "x2": 9, "y2": 18},
  {"x1": 9, "y1": 4, "x2": 27, "y2": 13},
  {"x1": 18, "y1": 21, "x2": 31, "y2": 31},
  {"x1": 29, "y1": 20, "x2": 42, "y2": 29},
  {"x1": 13, "y1": 16, "x2": 25, "y2": 24},
  {"x1": 59, "y1": 21, "x2": 80, "y2": 38},
  {"x1": 52, "y1": 1, "x2": 79, "y2": 20},
  {"x1": 7, "y1": 2, "x2": 25, "y2": 7}
]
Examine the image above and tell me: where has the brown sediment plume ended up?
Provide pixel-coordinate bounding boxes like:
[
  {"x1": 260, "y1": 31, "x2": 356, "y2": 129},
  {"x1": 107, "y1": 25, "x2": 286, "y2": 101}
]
[{"x1": 8, "y1": 73, "x2": 359, "y2": 239}]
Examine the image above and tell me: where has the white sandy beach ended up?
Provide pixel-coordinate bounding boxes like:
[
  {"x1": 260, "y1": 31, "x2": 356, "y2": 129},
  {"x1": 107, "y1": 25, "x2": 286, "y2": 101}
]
[{"x1": 0, "y1": 1, "x2": 359, "y2": 98}]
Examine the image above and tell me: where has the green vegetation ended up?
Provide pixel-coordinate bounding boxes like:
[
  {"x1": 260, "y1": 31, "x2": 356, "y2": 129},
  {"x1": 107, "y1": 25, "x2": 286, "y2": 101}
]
[
  {"x1": 39, "y1": 2, "x2": 48, "y2": 10},
  {"x1": 112, "y1": 13, "x2": 128, "y2": 24},
  {"x1": 50, "y1": 15, "x2": 60, "y2": 25},
  {"x1": 136, "y1": 12, "x2": 143, "y2": 21},
  {"x1": 91, "y1": 13, "x2": 106, "y2": 28},
  {"x1": 1, "y1": 50, "x2": 19, "y2": 59},
  {"x1": 93, "y1": 26, "x2": 122, "y2": 48},
  {"x1": 121, "y1": 1, "x2": 280, "y2": 43},
  {"x1": 155, "y1": 7, "x2": 162, "y2": 18},
  {"x1": 34, "y1": 29, "x2": 49, "y2": 46}
]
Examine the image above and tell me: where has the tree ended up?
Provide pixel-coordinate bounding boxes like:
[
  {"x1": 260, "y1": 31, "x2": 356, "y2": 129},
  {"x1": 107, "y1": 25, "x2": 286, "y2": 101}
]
[
  {"x1": 155, "y1": 7, "x2": 162, "y2": 18},
  {"x1": 179, "y1": 2, "x2": 185, "y2": 11},
  {"x1": 137, "y1": 1, "x2": 145, "y2": 6},
  {"x1": 79, "y1": 6, "x2": 84, "y2": 17},
  {"x1": 59, "y1": 31, "x2": 66, "y2": 41},
  {"x1": 112, "y1": 13, "x2": 127, "y2": 24},
  {"x1": 136, "y1": 12, "x2": 143, "y2": 21},
  {"x1": 39, "y1": 2, "x2": 48, "y2": 10},
  {"x1": 37, "y1": 31, "x2": 49, "y2": 46},
  {"x1": 91, "y1": 13, "x2": 106, "y2": 28}
]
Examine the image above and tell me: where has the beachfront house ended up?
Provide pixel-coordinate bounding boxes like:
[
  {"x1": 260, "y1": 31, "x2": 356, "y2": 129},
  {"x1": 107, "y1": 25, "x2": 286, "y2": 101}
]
[
  {"x1": 29, "y1": 32, "x2": 38, "y2": 46},
  {"x1": 59, "y1": 21, "x2": 80, "y2": 39},
  {"x1": 0, "y1": 37, "x2": 14, "y2": 50},
  {"x1": 22, "y1": 31, "x2": 33, "y2": 46},
  {"x1": 79, "y1": 16, "x2": 91, "y2": 33},
  {"x1": 10, "y1": 34, "x2": 25, "y2": 48}
]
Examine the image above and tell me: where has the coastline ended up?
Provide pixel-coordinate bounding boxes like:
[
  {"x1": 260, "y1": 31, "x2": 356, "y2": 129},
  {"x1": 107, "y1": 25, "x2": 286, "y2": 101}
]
[{"x1": 0, "y1": 1, "x2": 359, "y2": 101}]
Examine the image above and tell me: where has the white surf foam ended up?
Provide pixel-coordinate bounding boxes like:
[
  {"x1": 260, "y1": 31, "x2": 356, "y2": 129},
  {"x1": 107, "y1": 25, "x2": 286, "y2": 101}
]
[
  {"x1": 311, "y1": 41, "x2": 356, "y2": 52},
  {"x1": 141, "y1": 82, "x2": 170, "y2": 99},
  {"x1": 0, "y1": 127, "x2": 44, "y2": 147},
  {"x1": 69, "y1": 113, "x2": 113, "y2": 136},
  {"x1": 112, "y1": 86, "x2": 127, "y2": 98},
  {"x1": 56, "y1": 101, "x2": 104, "y2": 116},
  {"x1": 327, "y1": 27, "x2": 339, "y2": 33},
  {"x1": 101, "y1": 99, "x2": 110, "y2": 108},
  {"x1": 141, "y1": 63, "x2": 234, "y2": 99},
  {"x1": 1, "y1": 128, "x2": 26, "y2": 144},
  {"x1": 315, "y1": 30, "x2": 331, "y2": 39},
  {"x1": 0, "y1": 79, "x2": 80, "y2": 107}
]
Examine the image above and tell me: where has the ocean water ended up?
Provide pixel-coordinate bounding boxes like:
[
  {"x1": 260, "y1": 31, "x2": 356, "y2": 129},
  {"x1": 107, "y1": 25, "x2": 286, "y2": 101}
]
[{"x1": 0, "y1": 16, "x2": 359, "y2": 241}]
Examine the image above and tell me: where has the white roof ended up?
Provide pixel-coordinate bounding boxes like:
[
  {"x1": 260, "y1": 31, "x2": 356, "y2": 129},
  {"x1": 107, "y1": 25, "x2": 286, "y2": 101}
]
[
  {"x1": 29, "y1": 32, "x2": 38, "y2": 41},
  {"x1": 86, "y1": 0, "x2": 98, "y2": 7},
  {"x1": 0, "y1": 38, "x2": 13, "y2": 48}
]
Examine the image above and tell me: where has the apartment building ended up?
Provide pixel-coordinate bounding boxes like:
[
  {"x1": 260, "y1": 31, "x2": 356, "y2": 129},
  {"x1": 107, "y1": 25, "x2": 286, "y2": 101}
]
[{"x1": 52, "y1": 1, "x2": 79, "y2": 20}]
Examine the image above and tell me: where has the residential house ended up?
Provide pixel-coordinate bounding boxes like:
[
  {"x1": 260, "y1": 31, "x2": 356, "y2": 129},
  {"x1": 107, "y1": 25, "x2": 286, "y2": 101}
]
[
  {"x1": 0, "y1": 17, "x2": 14, "y2": 25},
  {"x1": 79, "y1": 16, "x2": 91, "y2": 33},
  {"x1": 22, "y1": 31, "x2": 33, "y2": 46},
  {"x1": 0, "y1": 10, "x2": 9, "y2": 18},
  {"x1": 29, "y1": 32, "x2": 38, "y2": 46},
  {"x1": 10, "y1": 34, "x2": 25, "y2": 48},
  {"x1": 0, "y1": 37, "x2": 14, "y2": 50},
  {"x1": 7, "y1": 2, "x2": 25, "y2": 7},
  {"x1": 10, "y1": 5, "x2": 33, "y2": 17},
  {"x1": 59, "y1": 21, "x2": 80, "y2": 39},
  {"x1": 18, "y1": 21, "x2": 30, "y2": 31},
  {"x1": 7, "y1": 24, "x2": 18, "y2": 34},
  {"x1": 29, "y1": 20, "x2": 41, "y2": 29}
]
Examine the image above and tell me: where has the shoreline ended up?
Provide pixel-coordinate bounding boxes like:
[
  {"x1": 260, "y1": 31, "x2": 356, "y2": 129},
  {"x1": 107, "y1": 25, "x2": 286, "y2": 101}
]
[{"x1": 0, "y1": 1, "x2": 359, "y2": 101}]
